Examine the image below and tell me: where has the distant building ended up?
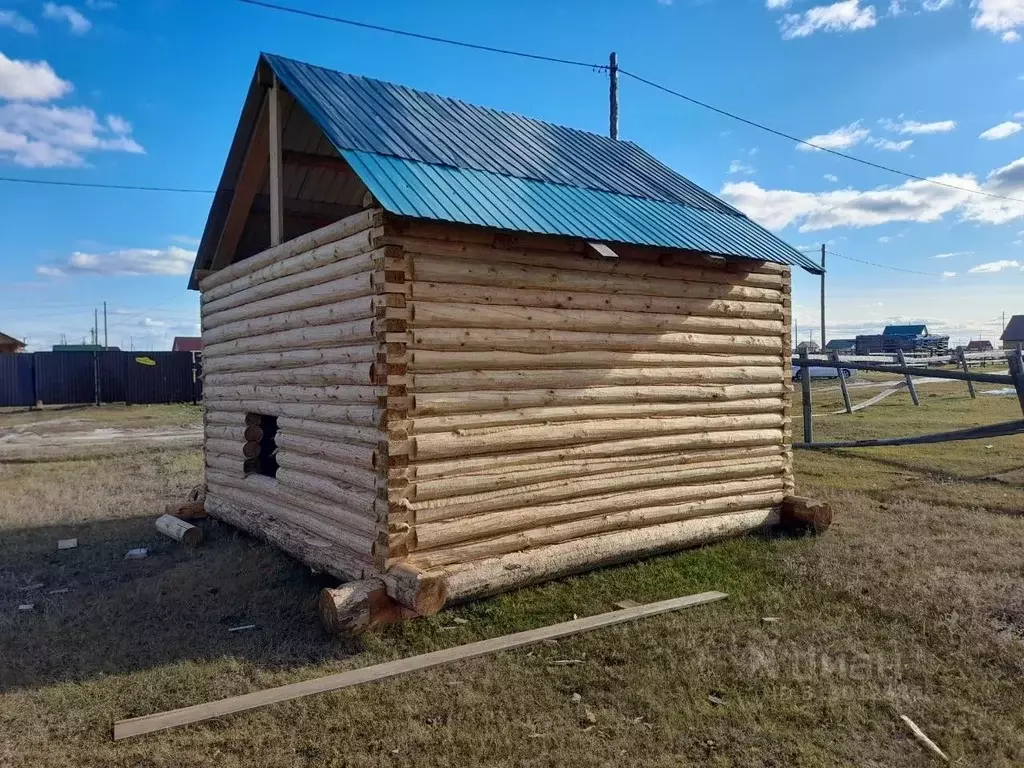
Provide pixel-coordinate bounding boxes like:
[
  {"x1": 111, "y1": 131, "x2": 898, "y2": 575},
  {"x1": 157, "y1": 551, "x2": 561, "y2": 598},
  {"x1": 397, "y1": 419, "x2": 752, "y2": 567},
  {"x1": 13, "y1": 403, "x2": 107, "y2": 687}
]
[
  {"x1": 856, "y1": 324, "x2": 949, "y2": 356},
  {"x1": 966, "y1": 340, "x2": 993, "y2": 352},
  {"x1": 0, "y1": 331, "x2": 26, "y2": 354},
  {"x1": 1001, "y1": 315, "x2": 1024, "y2": 349},
  {"x1": 172, "y1": 336, "x2": 203, "y2": 353},
  {"x1": 796, "y1": 340, "x2": 820, "y2": 354},
  {"x1": 824, "y1": 338, "x2": 856, "y2": 352}
]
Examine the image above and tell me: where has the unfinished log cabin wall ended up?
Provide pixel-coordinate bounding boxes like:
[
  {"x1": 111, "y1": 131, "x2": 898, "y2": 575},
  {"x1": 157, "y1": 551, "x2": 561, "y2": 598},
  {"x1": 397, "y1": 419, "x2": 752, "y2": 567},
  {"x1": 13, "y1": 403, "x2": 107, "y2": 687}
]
[
  {"x1": 198, "y1": 208, "x2": 389, "y2": 582},
  {"x1": 385, "y1": 220, "x2": 793, "y2": 602}
]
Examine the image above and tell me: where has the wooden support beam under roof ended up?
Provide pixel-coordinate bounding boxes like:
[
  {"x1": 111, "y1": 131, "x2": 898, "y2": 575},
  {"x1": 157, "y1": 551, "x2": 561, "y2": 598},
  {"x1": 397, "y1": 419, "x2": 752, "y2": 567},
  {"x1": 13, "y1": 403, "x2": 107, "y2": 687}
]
[{"x1": 282, "y1": 150, "x2": 353, "y2": 175}]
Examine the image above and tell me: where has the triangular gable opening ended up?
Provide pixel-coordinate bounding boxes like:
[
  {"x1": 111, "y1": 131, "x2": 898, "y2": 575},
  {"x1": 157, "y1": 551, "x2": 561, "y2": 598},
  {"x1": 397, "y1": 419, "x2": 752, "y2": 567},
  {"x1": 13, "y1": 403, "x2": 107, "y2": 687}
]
[{"x1": 191, "y1": 60, "x2": 371, "y2": 288}]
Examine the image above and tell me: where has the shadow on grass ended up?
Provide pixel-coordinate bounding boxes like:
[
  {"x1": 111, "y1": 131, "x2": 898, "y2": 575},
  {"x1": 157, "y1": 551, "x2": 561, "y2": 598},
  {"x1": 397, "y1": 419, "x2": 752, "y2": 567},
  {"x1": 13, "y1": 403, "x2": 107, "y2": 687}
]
[{"x1": 0, "y1": 514, "x2": 365, "y2": 692}]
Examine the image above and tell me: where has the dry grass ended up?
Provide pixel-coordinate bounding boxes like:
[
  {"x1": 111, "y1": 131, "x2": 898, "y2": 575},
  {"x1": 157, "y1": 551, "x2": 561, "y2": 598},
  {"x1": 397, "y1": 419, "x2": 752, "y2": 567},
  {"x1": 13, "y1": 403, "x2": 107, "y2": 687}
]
[{"x1": 1, "y1": 398, "x2": 1023, "y2": 766}]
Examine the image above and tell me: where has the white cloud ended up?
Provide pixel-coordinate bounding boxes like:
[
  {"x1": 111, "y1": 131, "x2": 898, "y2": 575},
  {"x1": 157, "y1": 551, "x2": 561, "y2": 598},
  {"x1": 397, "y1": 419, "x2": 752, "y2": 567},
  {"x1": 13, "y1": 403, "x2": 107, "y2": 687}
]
[
  {"x1": 85, "y1": 0, "x2": 115, "y2": 7},
  {"x1": 142, "y1": 318, "x2": 166, "y2": 327},
  {"x1": 1005, "y1": 29, "x2": 1022, "y2": 41},
  {"x1": 728, "y1": 159, "x2": 755, "y2": 174},
  {"x1": 942, "y1": 271, "x2": 957, "y2": 278},
  {"x1": 973, "y1": 0, "x2": 1024, "y2": 37},
  {"x1": 933, "y1": 251, "x2": 972, "y2": 258},
  {"x1": 979, "y1": 121, "x2": 1022, "y2": 139},
  {"x1": 968, "y1": 259, "x2": 1020, "y2": 273},
  {"x1": 922, "y1": 0, "x2": 954, "y2": 9},
  {"x1": 881, "y1": 118, "x2": 957, "y2": 134},
  {"x1": 799, "y1": 121, "x2": 871, "y2": 151},
  {"x1": 870, "y1": 137, "x2": 914, "y2": 151},
  {"x1": 0, "y1": 10, "x2": 36, "y2": 33},
  {"x1": 0, "y1": 103, "x2": 144, "y2": 167},
  {"x1": 35, "y1": 246, "x2": 195, "y2": 277},
  {"x1": 171, "y1": 235, "x2": 201, "y2": 246},
  {"x1": 721, "y1": 153, "x2": 1024, "y2": 232},
  {"x1": 824, "y1": 173, "x2": 840, "y2": 182},
  {"x1": 0, "y1": 53, "x2": 72, "y2": 102},
  {"x1": 780, "y1": 0, "x2": 877, "y2": 39},
  {"x1": 767, "y1": 0, "x2": 792, "y2": 7},
  {"x1": 878, "y1": 235, "x2": 892, "y2": 242},
  {"x1": 888, "y1": 0, "x2": 905, "y2": 14},
  {"x1": 43, "y1": 3, "x2": 91, "y2": 34}
]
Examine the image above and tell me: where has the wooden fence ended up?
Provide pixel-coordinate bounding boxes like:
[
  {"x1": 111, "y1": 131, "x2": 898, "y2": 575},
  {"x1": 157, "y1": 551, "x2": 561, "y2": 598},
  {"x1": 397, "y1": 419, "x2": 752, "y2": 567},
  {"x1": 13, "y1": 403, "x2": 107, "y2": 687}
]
[{"x1": 793, "y1": 348, "x2": 1024, "y2": 450}]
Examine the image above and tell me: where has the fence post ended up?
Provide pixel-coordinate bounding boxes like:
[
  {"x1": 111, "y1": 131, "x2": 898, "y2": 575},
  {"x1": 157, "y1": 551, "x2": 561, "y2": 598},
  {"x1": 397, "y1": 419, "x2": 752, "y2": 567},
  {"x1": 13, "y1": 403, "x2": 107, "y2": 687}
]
[
  {"x1": 1010, "y1": 349, "x2": 1024, "y2": 417},
  {"x1": 957, "y1": 348, "x2": 976, "y2": 399},
  {"x1": 31, "y1": 352, "x2": 40, "y2": 408},
  {"x1": 830, "y1": 350, "x2": 853, "y2": 414},
  {"x1": 93, "y1": 351, "x2": 101, "y2": 407},
  {"x1": 897, "y1": 349, "x2": 920, "y2": 406},
  {"x1": 799, "y1": 348, "x2": 812, "y2": 443}
]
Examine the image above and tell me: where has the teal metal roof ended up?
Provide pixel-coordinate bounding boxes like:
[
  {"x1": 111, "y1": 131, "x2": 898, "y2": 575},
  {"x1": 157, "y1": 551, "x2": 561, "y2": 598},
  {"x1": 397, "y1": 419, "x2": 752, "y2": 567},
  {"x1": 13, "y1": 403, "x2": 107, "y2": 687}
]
[{"x1": 192, "y1": 54, "x2": 822, "y2": 279}]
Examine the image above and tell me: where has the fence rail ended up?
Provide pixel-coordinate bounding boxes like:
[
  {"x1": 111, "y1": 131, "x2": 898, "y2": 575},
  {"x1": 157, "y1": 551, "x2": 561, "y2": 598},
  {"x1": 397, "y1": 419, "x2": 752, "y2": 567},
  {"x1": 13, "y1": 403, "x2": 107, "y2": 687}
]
[
  {"x1": 793, "y1": 349, "x2": 1024, "y2": 450},
  {"x1": 0, "y1": 351, "x2": 201, "y2": 408}
]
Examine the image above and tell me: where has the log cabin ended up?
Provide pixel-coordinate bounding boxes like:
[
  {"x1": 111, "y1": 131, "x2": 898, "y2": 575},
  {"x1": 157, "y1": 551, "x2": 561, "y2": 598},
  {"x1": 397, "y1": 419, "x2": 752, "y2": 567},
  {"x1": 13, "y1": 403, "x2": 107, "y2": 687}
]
[{"x1": 188, "y1": 54, "x2": 824, "y2": 632}]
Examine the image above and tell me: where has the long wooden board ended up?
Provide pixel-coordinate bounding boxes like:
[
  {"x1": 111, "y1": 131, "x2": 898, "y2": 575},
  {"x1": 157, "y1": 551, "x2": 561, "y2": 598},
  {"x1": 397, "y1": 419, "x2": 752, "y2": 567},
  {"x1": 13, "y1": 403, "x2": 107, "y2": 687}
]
[{"x1": 113, "y1": 591, "x2": 727, "y2": 740}]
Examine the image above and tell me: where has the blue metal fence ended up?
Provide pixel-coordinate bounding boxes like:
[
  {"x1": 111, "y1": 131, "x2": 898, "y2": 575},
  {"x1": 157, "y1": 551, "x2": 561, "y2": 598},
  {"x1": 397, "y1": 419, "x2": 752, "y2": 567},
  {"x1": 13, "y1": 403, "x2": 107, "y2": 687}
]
[{"x1": 0, "y1": 351, "x2": 201, "y2": 407}]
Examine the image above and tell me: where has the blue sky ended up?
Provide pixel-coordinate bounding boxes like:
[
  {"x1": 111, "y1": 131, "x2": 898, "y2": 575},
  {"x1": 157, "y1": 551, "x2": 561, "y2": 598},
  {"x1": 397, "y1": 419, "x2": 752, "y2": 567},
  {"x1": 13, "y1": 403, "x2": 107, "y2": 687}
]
[{"x1": 1, "y1": 0, "x2": 1022, "y2": 350}]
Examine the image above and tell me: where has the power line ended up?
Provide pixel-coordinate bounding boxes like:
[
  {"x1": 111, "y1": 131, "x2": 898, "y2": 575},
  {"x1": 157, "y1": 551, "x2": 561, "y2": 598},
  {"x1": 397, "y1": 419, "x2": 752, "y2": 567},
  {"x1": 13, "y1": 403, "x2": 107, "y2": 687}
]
[
  {"x1": 825, "y1": 249, "x2": 986, "y2": 279},
  {"x1": 616, "y1": 69, "x2": 1024, "y2": 206},
  {"x1": 234, "y1": 0, "x2": 604, "y2": 70},
  {"x1": 0, "y1": 177, "x2": 214, "y2": 193}
]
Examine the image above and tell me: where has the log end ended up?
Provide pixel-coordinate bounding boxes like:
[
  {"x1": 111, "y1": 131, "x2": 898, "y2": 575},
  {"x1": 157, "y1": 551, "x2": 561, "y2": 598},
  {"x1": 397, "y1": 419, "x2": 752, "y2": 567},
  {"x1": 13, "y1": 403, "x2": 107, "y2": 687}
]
[
  {"x1": 383, "y1": 562, "x2": 448, "y2": 616},
  {"x1": 318, "y1": 579, "x2": 415, "y2": 635},
  {"x1": 779, "y1": 496, "x2": 832, "y2": 534}
]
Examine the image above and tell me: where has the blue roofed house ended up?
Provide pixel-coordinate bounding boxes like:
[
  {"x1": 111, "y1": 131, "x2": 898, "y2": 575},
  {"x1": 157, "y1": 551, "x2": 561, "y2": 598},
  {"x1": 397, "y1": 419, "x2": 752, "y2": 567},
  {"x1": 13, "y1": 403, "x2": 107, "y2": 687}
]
[
  {"x1": 882, "y1": 324, "x2": 928, "y2": 337},
  {"x1": 188, "y1": 54, "x2": 823, "y2": 627}
]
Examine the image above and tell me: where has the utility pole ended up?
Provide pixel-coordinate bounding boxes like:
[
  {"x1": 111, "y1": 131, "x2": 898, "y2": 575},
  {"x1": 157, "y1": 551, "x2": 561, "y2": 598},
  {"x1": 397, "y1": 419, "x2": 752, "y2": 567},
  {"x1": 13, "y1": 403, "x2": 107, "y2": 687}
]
[
  {"x1": 820, "y1": 244, "x2": 826, "y2": 351},
  {"x1": 608, "y1": 52, "x2": 619, "y2": 140},
  {"x1": 103, "y1": 301, "x2": 108, "y2": 349},
  {"x1": 93, "y1": 308, "x2": 98, "y2": 346}
]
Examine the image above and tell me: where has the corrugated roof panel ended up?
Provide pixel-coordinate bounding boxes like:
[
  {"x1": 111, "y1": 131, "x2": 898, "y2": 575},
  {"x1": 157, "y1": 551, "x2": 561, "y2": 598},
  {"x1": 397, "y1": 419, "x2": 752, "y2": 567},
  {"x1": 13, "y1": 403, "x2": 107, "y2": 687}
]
[
  {"x1": 343, "y1": 151, "x2": 820, "y2": 271},
  {"x1": 264, "y1": 54, "x2": 743, "y2": 214}
]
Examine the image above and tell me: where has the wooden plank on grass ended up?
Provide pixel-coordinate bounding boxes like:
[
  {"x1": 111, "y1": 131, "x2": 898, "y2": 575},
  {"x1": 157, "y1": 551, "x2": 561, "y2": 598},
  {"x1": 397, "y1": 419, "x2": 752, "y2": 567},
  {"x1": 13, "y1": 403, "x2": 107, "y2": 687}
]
[
  {"x1": 795, "y1": 419, "x2": 1024, "y2": 450},
  {"x1": 113, "y1": 591, "x2": 727, "y2": 740}
]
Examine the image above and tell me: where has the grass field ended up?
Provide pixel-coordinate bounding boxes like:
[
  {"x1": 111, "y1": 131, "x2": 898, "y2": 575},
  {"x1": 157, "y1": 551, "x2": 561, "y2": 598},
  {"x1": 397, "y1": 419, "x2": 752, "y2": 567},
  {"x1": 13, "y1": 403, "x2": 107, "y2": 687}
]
[{"x1": 1, "y1": 392, "x2": 1023, "y2": 767}]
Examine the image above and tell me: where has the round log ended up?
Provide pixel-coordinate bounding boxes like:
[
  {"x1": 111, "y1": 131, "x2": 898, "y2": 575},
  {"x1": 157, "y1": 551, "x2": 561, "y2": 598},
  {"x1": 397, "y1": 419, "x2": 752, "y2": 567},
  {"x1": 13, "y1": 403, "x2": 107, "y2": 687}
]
[
  {"x1": 204, "y1": 495, "x2": 368, "y2": 581},
  {"x1": 411, "y1": 397, "x2": 783, "y2": 434},
  {"x1": 155, "y1": 514, "x2": 202, "y2": 546},
  {"x1": 201, "y1": 319, "x2": 375, "y2": 358},
  {"x1": 413, "y1": 479, "x2": 785, "y2": 553},
  {"x1": 412, "y1": 384, "x2": 785, "y2": 415},
  {"x1": 408, "y1": 253, "x2": 784, "y2": 302},
  {"x1": 779, "y1": 496, "x2": 833, "y2": 533},
  {"x1": 203, "y1": 248, "x2": 379, "y2": 314},
  {"x1": 412, "y1": 413, "x2": 783, "y2": 460},
  {"x1": 318, "y1": 579, "x2": 411, "y2": 635},
  {"x1": 203, "y1": 382, "x2": 379, "y2": 404},
  {"x1": 275, "y1": 450, "x2": 377, "y2": 491},
  {"x1": 438, "y1": 508, "x2": 781, "y2": 602},
  {"x1": 200, "y1": 210, "x2": 381, "y2": 295},
  {"x1": 407, "y1": 350, "x2": 781, "y2": 372},
  {"x1": 411, "y1": 367, "x2": 782, "y2": 394},
  {"x1": 202, "y1": 345, "x2": 377, "y2": 375},
  {"x1": 410, "y1": 301, "x2": 783, "y2": 336},
  {"x1": 202, "y1": 297, "x2": 375, "y2": 346},
  {"x1": 203, "y1": 400, "x2": 382, "y2": 428},
  {"x1": 382, "y1": 562, "x2": 448, "y2": 616},
  {"x1": 276, "y1": 417, "x2": 382, "y2": 446},
  {"x1": 408, "y1": 280, "x2": 783, "y2": 319},
  {"x1": 204, "y1": 273, "x2": 374, "y2": 330}
]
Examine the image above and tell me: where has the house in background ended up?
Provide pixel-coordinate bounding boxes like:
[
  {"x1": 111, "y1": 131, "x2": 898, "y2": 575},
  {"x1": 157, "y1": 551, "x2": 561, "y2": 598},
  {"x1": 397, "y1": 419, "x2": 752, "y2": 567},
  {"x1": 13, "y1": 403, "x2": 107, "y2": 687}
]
[
  {"x1": 824, "y1": 338, "x2": 856, "y2": 353},
  {"x1": 171, "y1": 336, "x2": 203, "y2": 353},
  {"x1": 966, "y1": 339, "x2": 994, "y2": 352},
  {"x1": 0, "y1": 332, "x2": 26, "y2": 354},
  {"x1": 857, "y1": 323, "x2": 949, "y2": 356},
  {"x1": 1002, "y1": 316, "x2": 1024, "y2": 350},
  {"x1": 796, "y1": 340, "x2": 820, "y2": 354}
]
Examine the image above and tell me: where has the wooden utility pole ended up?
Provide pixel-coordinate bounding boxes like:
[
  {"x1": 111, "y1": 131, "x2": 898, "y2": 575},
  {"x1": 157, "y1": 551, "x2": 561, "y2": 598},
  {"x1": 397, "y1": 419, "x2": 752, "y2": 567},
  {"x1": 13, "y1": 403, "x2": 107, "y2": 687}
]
[
  {"x1": 820, "y1": 244, "x2": 826, "y2": 350},
  {"x1": 609, "y1": 52, "x2": 619, "y2": 140}
]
